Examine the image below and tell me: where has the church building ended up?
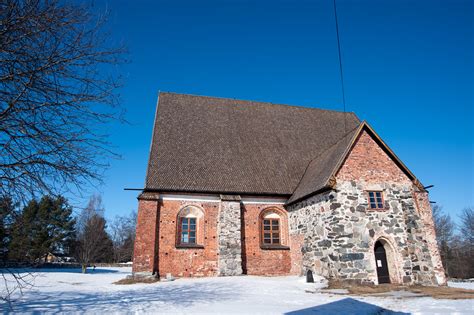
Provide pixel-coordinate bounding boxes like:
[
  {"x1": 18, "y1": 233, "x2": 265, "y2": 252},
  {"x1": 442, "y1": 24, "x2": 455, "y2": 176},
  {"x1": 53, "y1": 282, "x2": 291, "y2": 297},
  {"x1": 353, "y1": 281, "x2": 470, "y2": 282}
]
[{"x1": 132, "y1": 92, "x2": 446, "y2": 286}]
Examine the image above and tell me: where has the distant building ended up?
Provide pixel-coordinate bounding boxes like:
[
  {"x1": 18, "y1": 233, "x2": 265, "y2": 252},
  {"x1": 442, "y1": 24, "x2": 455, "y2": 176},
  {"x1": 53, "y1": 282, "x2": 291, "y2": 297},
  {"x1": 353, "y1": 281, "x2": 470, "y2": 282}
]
[
  {"x1": 133, "y1": 92, "x2": 445, "y2": 286},
  {"x1": 43, "y1": 252, "x2": 75, "y2": 263}
]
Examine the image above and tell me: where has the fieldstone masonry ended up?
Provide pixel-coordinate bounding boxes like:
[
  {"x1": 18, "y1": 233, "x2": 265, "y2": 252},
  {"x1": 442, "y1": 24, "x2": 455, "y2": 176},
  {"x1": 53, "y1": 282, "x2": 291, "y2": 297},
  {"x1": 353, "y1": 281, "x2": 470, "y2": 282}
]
[
  {"x1": 217, "y1": 197, "x2": 243, "y2": 276},
  {"x1": 288, "y1": 181, "x2": 444, "y2": 285}
]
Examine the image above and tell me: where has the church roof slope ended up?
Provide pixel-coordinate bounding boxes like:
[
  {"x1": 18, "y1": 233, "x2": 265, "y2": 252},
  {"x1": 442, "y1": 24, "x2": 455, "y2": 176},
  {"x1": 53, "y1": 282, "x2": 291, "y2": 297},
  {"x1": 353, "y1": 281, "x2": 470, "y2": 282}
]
[
  {"x1": 287, "y1": 124, "x2": 360, "y2": 204},
  {"x1": 145, "y1": 92, "x2": 360, "y2": 196}
]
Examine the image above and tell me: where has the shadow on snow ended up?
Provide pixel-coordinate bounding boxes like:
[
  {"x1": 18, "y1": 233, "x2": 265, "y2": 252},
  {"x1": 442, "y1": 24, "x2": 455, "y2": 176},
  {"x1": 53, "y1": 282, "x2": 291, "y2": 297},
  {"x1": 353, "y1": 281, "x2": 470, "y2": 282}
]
[
  {"x1": 1, "y1": 268, "x2": 121, "y2": 274},
  {"x1": 285, "y1": 297, "x2": 409, "y2": 315},
  {"x1": 2, "y1": 281, "x2": 237, "y2": 313}
]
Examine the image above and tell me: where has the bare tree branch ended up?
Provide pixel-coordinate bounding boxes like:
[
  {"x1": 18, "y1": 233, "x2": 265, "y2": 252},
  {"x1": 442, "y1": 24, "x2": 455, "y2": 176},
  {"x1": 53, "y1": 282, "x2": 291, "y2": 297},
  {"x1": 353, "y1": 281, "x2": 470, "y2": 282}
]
[
  {"x1": 0, "y1": 0, "x2": 127, "y2": 305},
  {"x1": 0, "y1": 0, "x2": 127, "y2": 204}
]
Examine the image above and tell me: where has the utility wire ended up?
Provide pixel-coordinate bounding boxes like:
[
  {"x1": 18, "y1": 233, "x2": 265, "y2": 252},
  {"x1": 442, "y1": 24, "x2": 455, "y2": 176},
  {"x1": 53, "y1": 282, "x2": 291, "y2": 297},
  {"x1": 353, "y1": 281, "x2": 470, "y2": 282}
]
[{"x1": 333, "y1": 0, "x2": 347, "y2": 132}]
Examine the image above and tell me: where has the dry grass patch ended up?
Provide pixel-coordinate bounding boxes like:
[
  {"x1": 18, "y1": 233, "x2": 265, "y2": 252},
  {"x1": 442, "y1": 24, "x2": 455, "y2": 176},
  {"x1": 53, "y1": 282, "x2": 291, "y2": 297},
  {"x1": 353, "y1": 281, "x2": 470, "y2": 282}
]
[
  {"x1": 328, "y1": 280, "x2": 403, "y2": 294},
  {"x1": 348, "y1": 284, "x2": 404, "y2": 295},
  {"x1": 327, "y1": 280, "x2": 474, "y2": 300},
  {"x1": 409, "y1": 286, "x2": 474, "y2": 300},
  {"x1": 114, "y1": 277, "x2": 159, "y2": 285}
]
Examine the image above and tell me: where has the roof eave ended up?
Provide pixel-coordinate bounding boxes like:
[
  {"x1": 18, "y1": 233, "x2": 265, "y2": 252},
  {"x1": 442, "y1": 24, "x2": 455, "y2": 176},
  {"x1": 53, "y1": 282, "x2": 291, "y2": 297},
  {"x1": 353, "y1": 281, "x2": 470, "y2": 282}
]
[
  {"x1": 143, "y1": 187, "x2": 293, "y2": 197},
  {"x1": 286, "y1": 185, "x2": 334, "y2": 206}
]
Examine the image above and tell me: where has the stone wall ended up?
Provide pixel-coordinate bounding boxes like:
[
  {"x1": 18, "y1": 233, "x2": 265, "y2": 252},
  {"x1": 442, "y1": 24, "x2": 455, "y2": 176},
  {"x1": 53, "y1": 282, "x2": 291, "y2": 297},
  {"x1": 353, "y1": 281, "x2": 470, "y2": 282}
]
[
  {"x1": 287, "y1": 190, "x2": 337, "y2": 279},
  {"x1": 218, "y1": 200, "x2": 243, "y2": 276},
  {"x1": 288, "y1": 181, "x2": 441, "y2": 285},
  {"x1": 286, "y1": 129, "x2": 445, "y2": 285}
]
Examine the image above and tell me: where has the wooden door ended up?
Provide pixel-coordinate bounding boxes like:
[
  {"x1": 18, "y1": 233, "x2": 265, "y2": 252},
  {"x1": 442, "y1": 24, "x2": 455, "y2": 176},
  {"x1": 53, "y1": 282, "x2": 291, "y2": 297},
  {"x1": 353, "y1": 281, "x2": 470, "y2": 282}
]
[{"x1": 375, "y1": 241, "x2": 390, "y2": 284}]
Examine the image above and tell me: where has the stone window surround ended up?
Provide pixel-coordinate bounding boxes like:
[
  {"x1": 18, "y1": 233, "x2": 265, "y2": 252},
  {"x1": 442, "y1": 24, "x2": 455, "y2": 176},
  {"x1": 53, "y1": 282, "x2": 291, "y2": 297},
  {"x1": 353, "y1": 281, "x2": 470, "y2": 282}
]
[
  {"x1": 175, "y1": 205, "x2": 205, "y2": 249},
  {"x1": 259, "y1": 207, "x2": 290, "y2": 250}
]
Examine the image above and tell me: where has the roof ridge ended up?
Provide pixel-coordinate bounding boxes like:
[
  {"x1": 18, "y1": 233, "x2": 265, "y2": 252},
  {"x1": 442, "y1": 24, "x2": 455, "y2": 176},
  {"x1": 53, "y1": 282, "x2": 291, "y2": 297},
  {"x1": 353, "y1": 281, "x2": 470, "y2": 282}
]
[{"x1": 159, "y1": 91, "x2": 359, "y2": 117}]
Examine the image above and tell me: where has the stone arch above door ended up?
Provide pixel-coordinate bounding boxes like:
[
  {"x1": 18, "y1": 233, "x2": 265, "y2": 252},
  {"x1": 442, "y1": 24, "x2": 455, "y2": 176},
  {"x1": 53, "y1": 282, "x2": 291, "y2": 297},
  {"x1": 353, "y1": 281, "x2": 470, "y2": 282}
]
[{"x1": 372, "y1": 236, "x2": 402, "y2": 284}]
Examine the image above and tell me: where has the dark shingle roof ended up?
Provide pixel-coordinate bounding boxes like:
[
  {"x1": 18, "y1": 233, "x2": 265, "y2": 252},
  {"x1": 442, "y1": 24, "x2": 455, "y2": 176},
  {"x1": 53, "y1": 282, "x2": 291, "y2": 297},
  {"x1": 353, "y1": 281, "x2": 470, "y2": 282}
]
[
  {"x1": 145, "y1": 92, "x2": 360, "y2": 196},
  {"x1": 287, "y1": 125, "x2": 360, "y2": 204}
]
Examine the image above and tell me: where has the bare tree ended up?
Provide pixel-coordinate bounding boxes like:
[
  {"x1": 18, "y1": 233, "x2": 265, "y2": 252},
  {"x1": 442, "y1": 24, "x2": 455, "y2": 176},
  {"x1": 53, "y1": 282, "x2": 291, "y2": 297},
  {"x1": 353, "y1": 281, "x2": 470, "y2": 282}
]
[
  {"x1": 110, "y1": 210, "x2": 137, "y2": 263},
  {"x1": 432, "y1": 205, "x2": 474, "y2": 279},
  {"x1": 432, "y1": 205, "x2": 455, "y2": 275},
  {"x1": 0, "y1": 268, "x2": 35, "y2": 307},
  {"x1": 74, "y1": 195, "x2": 113, "y2": 273},
  {"x1": 458, "y1": 207, "x2": 474, "y2": 278},
  {"x1": 459, "y1": 207, "x2": 473, "y2": 250},
  {"x1": 0, "y1": 0, "x2": 125, "y2": 303},
  {"x1": 0, "y1": 0, "x2": 126, "y2": 204}
]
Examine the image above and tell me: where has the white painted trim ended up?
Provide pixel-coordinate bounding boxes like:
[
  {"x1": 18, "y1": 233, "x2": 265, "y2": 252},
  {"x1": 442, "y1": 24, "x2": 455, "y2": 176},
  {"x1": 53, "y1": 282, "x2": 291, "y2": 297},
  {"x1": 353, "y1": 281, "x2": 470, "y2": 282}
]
[
  {"x1": 160, "y1": 194, "x2": 221, "y2": 202},
  {"x1": 241, "y1": 197, "x2": 287, "y2": 205},
  {"x1": 159, "y1": 193, "x2": 288, "y2": 205}
]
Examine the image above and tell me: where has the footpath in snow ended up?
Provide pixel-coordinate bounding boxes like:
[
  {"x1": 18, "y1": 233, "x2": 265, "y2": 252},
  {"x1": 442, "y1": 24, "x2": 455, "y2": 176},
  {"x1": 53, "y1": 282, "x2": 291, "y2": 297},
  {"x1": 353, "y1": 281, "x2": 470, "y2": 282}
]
[{"x1": 1, "y1": 267, "x2": 473, "y2": 314}]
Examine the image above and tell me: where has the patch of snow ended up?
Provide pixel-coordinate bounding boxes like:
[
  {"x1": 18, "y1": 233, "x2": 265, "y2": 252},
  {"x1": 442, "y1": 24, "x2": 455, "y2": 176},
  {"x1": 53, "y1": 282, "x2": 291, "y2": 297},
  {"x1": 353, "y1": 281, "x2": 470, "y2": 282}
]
[
  {"x1": 0, "y1": 267, "x2": 472, "y2": 314},
  {"x1": 448, "y1": 281, "x2": 474, "y2": 290}
]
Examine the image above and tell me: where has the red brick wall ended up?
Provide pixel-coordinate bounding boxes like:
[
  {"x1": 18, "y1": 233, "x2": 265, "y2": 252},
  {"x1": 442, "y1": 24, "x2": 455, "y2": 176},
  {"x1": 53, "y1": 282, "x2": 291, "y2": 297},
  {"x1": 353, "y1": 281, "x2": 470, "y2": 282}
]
[
  {"x1": 133, "y1": 198, "x2": 298, "y2": 277},
  {"x1": 133, "y1": 197, "x2": 160, "y2": 273},
  {"x1": 413, "y1": 191, "x2": 447, "y2": 284},
  {"x1": 336, "y1": 130, "x2": 411, "y2": 184},
  {"x1": 289, "y1": 234, "x2": 304, "y2": 275},
  {"x1": 157, "y1": 200, "x2": 220, "y2": 278},
  {"x1": 242, "y1": 204, "x2": 292, "y2": 275}
]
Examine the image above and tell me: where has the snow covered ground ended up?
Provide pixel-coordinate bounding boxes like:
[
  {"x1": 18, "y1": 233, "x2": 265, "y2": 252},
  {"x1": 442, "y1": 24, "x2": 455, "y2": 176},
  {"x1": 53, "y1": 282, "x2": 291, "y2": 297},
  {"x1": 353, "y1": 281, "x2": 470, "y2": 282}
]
[
  {"x1": 1, "y1": 267, "x2": 473, "y2": 314},
  {"x1": 447, "y1": 280, "x2": 474, "y2": 290}
]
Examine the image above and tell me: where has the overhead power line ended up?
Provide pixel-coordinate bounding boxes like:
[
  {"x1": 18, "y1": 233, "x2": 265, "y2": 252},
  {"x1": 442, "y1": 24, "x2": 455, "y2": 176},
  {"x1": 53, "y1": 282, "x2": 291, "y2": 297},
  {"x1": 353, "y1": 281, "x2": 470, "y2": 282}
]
[{"x1": 333, "y1": 0, "x2": 347, "y2": 132}]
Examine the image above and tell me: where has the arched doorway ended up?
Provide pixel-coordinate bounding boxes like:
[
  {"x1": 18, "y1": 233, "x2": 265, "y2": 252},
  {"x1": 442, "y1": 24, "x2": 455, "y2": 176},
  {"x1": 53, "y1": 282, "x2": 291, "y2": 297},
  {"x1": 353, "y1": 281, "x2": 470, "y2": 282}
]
[{"x1": 374, "y1": 241, "x2": 390, "y2": 284}]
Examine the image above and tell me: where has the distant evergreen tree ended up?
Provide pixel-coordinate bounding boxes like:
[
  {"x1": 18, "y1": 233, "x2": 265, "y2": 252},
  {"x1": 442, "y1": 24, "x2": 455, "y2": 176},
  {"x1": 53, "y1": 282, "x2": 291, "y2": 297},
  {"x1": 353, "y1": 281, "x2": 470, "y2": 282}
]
[
  {"x1": 0, "y1": 197, "x2": 16, "y2": 263},
  {"x1": 8, "y1": 196, "x2": 76, "y2": 263},
  {"x1": 43, "y1": 196, "x2": 76, "y2": 257},
  {"x1": 8, "y1": 200, "x2": 36, "y2": 262}
]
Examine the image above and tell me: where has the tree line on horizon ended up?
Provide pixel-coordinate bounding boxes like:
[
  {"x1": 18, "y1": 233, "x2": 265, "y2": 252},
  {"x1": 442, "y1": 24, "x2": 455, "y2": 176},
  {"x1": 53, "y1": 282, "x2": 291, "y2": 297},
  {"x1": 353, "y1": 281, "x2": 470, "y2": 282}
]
[
  {"x1": 0, "y1": 194, "x2": 136, "y2": 273},
  {"x1": 432, "y1": 205, "x2": 473, "y2": 279}
]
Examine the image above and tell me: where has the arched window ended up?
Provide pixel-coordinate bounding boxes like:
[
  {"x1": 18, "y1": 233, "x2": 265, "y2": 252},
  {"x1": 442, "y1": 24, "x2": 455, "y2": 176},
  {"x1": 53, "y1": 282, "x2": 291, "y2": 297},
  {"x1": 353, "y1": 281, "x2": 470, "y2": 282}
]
[
  {"x1": 176, "y1": 206, "x2": 204, "y2": 248},
  {"x1": 180, "y1": 217, "x2": 197, "y2": 244},
  {"x1": 262, "y1": 212, "x2": 281, "y2": 245},
  {"x1": 260, "y1": 208, "x2": 289, "y2": 248}
]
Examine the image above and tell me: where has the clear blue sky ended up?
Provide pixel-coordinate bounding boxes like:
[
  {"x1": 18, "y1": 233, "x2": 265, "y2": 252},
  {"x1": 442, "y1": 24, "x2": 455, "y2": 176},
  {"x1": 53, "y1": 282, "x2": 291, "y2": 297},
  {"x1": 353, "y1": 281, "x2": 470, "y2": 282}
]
[{"x1": 90, "y1": 0, "x2": 473, "y2": 222}]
